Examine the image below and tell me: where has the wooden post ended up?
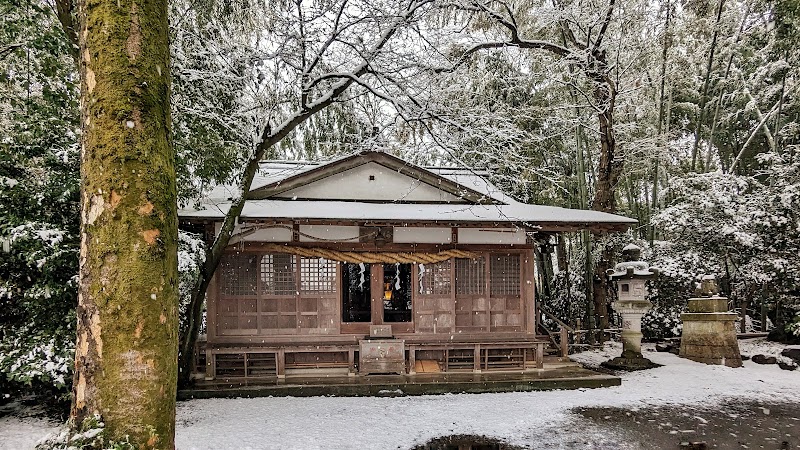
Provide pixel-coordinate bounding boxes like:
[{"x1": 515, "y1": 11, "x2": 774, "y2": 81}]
[
  {"x1": 348, "y1": 348, "x2": 355, "y2": 376},
  {"x1": 277, "y1": 348, "x2": 286, "y2": 379},
  {"x1": 560, "y1": 326, "x2": 569, "y2": 357},
  {"x1": 523, "y1": 252, "x2": 536, "y2": 334},
  {"x1": 205, "y1": 350, "x2": 215, "y2": 380},
  {"x1": 535, "y1": 343, "x2": 544, "y2": 369}
]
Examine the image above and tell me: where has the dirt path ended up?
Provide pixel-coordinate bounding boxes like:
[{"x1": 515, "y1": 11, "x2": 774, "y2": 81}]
[{"x1": 576, "y1": 401, "x2": 800, "y2": 449}]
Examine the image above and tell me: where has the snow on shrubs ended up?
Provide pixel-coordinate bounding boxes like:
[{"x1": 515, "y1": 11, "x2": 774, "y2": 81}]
[
  {"x1": 0, "y1": 221, "x2": 78, "y2": 399},
  {"x1": 787, "y1": 313, "x2": 800, "y2": 339},
  {"x1": 177, "y1": 231, "x2": 206, "y2": 337},
  {"x1": 0, "y1": 329, "x2": 73, "y2": 393},
  {"x1": 651, "y1": 157, "x2": 800, "y2": 342},
  {"x1": 0, "y1": 231, "x2": 205, "y2": 399},
  {"x1": 642, "y1": 305, "x2": 683, "y2": 340},
  {"x1": 36, "y1": 415, "x2": 138, "y2": 450}
]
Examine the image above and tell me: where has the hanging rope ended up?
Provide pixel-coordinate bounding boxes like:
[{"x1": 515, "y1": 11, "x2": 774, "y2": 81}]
[{"x1": 257, "y1": 243, "x2": 478, "y2": 264}]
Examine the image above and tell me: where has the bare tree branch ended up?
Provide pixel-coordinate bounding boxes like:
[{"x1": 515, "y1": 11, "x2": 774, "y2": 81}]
[
  {"x1": 0, "y1": 43, "x2": 24, "y2": 60},
  {"x1": 591, "y1": 0, "x2": 616, "y2": 55}
]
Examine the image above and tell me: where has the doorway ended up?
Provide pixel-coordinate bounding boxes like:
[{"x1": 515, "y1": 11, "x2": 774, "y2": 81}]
[
  {"x1": 382, "y1": 263, "x2": 412, "y2": 323},
  {"x1": 342, "y1": 263, "x2": 371, "y2": 323},
  {"x1": 340, "y1": 262, "x2": 414, "y2": 334}
]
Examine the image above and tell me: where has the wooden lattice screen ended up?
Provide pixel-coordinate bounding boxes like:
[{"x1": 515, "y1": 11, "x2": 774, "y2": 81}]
[
  {"x1": 490, "y1": 254, "x2": 521, "y2": 296},
  {"x1": 419, "y1": 260, "x2": 451, "y2": 295},
  {"x1": 217, "y1": 252, "x2": 338, "y2": 336},
  {"x1": 488, "y1": 253, "x2": 522, "y2": 331},
  {"x1": 455, "y1": 257, "x2": 485, "y2": 295},
  {"x1": 300, "y1": 257, "x2": 337, "y2": 293},
  {"x1": 220, "y1": 254, "x2": 258, "y2": 296},
  {"x1": 260, "y1": 253, "x2": 295, "y2": 295},
  {"x1": 416, "y1": 261, "x2": 454, "y2": 333}
]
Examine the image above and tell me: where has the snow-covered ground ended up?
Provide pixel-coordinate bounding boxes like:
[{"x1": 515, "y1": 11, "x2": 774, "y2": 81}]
[{"x1": 2, "y1": 339, "x2": 798, "y2": 450}]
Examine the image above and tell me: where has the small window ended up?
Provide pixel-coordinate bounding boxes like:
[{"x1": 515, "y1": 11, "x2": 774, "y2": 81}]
[
  {"x1": 220, "y1": 254, "x2": 258, "y2": 296},
  {"x1": 490, "y1": 254, "x2": 520, "y2": 296},
  {"x1": 260, "y1": 253, "x2": 296, "y2": 295},
  {"x1": 621, "y1": 284, "x2": 630, "y2": 293},
  {"x1": 455, "y1": 257, "x2": 485, "y2": 295},
  {"x1": 418, "y1": 260, "x2": 451, "y2": 295},
  {"x1": 300, "y1": 257, "x2": 337, "y2": 293}
]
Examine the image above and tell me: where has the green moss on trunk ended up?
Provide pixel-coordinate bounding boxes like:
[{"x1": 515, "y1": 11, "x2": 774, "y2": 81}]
[{"x1": 72, "y1": 0, "x2": 177, "y2": 447}]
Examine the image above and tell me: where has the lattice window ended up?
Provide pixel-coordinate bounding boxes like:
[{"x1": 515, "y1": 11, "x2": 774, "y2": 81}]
[
  {"x1": 300, "y1": 257, "x2": 337, "y2": 293},
  {"x1": 220, "y1": 254, "x2": 258, "y2": 296},
  {"x1": 260, "y1": 253, "x2": 296, "y2": 295},
  {"x1": 419, "y1": 260, "x2": 451, "y2": 295},
  {"x1": 455, "y1": 257, "x2": 485, "y2": 295},
  {"x1": 490, "y1": 254, "x2": 520, "y2": 296}
]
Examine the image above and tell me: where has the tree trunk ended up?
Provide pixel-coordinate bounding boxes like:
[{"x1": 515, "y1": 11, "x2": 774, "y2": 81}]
[
  {"x1": 652, "y1": 0, "x2": 671, "y2": 245},
  {"x1": 71, "y1": 0, "x2": 177, "y2": 445},
  {"x1": 591, "y1": 73, "x2": 619, "y2": 214},
  {"x1": 583, "y1": 230, "x2": 595, "y2": 344},
  {"x1": 690, "y1": 0, "x2": 726, "y2": 171},
  {"x1": 589, "y1": 62, "x2": 619, "y2": 337},
  {"x1": 556, "y1": 234, "x2": 568, "y2": 273},
  {"x1": 705, "y1": 3, "x2": 749, "y2": 171}
]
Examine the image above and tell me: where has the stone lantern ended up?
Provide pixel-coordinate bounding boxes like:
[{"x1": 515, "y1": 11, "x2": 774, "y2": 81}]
[{"x1": 603, "y1": 244, "x2": 660, "y2": 370}]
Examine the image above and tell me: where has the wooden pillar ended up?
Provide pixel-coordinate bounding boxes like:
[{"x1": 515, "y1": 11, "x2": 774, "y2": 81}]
[
  {"x1": 205, "y1": 350, "x2": 215, "y2": 380},
  {"x1": 535, "y1": 343, "x2": 544, "y2": 369},
  {"x1": 523, "y1": 251, "x2": 536, "y2": 334},
  {"x1": 276, "y1": 348, "x2": 285, "y2": 379},
  {"x1": 348, "y1": 348, "x2": 355, "y2": 376},
  {"x1": 372, "y1": 263, "x2": 383, "y2": 325}
]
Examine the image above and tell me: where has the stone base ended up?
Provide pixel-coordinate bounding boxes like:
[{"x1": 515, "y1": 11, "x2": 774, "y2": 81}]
[
  {"x1": 679, "y1": 344, "x2": 742, "y2": 368},
  {"x1": 680, "y1": 311, "x2": 742, "y2": 368},
  {"x1": 602, "y1": 350, "x2": 661, "y2": 371}
]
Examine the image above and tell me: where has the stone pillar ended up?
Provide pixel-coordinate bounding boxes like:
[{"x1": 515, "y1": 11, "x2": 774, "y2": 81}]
[
  {"x1": 680, "y1": 291, "x2": 742, "y2": 368},
  {"x1": 614, "y1": 300, "x2": 651, "y2": 356}
]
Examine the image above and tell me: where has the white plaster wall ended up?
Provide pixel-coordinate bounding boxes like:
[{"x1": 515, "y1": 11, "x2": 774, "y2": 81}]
[
  {"x1": 275, "y1": 162, "x2": 464, "y2": 203},
  {"x1": 242, "y1": 227, "x2": 293, "y2": 242},
  {"x1": 299, "y1": 225, "x2": 360, "y2": 242},
  {"x1": 457, "y1": 228, "x2": 527, "y2": 245},
  {"x1": 392, "y1": 227, "x2": 452, "y2": 244},
  {"x1": 214, "y1": 222, "x2": 228, "y2": 236},
  {"x1": 216, "y1": 223, "x2": 293, "y2": 242}
]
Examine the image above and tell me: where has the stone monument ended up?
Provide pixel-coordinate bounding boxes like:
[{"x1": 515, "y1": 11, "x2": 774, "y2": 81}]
[
  {"x1": 603, "y1": 244, "x2": 660, "y2": 370},
  {"x1": 679, "y1": 275, "x2": 742, "y2": 367}
]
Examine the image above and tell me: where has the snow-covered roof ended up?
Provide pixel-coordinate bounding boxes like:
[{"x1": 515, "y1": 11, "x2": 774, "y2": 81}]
[
  {"x1": 181, "y1": 199, "x2": 635, "y2": 226},
  {"x1": 180, "y1": 151, "x2": 637, "y2": 231}
]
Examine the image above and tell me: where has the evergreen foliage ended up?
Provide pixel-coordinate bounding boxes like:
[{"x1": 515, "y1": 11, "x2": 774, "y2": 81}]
[{"x1": 0, "y1": 0, "x2": 79, "y2": 400}]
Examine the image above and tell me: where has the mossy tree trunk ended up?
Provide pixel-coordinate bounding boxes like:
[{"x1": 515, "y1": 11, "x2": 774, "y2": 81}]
[{"x1": 71, "y1": 0, "x2": 177, "y2": 445}]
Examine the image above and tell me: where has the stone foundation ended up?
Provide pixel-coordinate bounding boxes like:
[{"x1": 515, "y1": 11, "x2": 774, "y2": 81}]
[
  {"x1": 602, "y1": 350, "x2": 660, "y2": 371},
  {"x1": 679, "y1": 297, "x2": 742, "y2": 368}
]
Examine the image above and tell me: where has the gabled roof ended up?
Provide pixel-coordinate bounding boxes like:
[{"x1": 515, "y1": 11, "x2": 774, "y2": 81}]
[
  {"x1": 247, "y1": 151, "x2": 504, "y2": 204},
  {"x1": 179, "y1": 150, "x2": 638, "y2": 232}
]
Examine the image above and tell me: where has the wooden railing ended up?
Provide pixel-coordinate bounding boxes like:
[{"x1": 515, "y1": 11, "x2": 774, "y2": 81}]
[{"x1": 537, "y1": 304, "x2": 573, "y2": 357}]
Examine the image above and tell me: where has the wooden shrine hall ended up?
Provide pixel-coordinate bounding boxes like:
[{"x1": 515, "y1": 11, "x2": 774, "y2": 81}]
[{"x1": 178, "y1": 151, "x2": 634, "y2": 393}]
